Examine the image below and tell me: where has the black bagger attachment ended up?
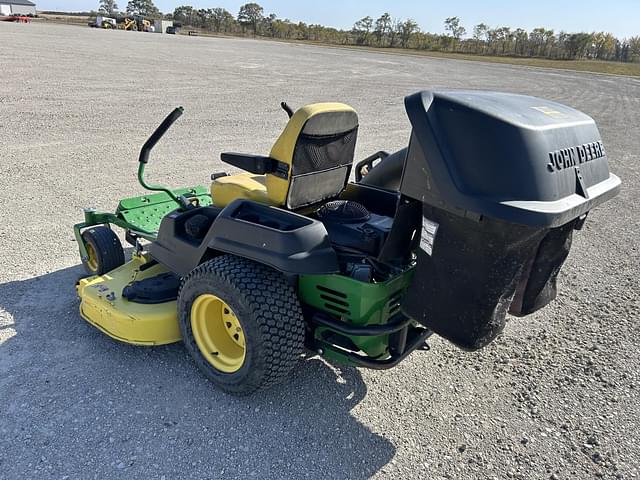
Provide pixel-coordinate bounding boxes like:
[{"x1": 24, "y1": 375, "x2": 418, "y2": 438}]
[{"x1": 398, "y1": 90, "x2": 620, "y2": 351}]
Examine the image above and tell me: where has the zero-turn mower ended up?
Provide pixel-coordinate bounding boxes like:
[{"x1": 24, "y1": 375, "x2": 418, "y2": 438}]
[{"x1": 75, "y1": 91, "x2": 620, "y2": 395}]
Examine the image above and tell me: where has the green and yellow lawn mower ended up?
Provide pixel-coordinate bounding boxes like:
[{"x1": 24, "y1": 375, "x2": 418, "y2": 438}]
[{"x1": 75, "y1": 90, "x2": 620, "y2": 395}]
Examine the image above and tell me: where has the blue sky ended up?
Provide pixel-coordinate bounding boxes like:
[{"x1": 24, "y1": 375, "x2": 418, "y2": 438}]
[{"x1": 36, "y1": 0, "x2": 639, "y2": 38}]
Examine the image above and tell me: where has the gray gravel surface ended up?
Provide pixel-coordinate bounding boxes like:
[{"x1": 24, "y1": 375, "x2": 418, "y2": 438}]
[{"x1": 1, "y1": 22, "x2": 639, "y2": 480}]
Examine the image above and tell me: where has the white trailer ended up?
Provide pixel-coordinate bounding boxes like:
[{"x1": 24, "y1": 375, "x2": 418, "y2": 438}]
[{"x1": 154, "y1": 19, "x2": 173, "y2": 33}]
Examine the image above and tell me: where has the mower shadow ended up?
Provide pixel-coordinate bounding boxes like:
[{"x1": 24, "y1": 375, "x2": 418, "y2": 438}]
[{"x1": 0, "y1": 265, "x2": 396, "y2": 479}]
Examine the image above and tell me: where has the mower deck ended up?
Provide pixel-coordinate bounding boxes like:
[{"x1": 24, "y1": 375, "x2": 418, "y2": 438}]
[{"x1": 77, "y1": 255, "x2": 181, "y2": 346}]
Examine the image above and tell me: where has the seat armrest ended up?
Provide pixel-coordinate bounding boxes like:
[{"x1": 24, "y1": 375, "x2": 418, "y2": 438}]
[
  {"x1": 220, "y1": 152, "x2": 289, "y2": 178},
  {"x1": 221, "y1": 153, "x2": 275, "y2": 174}
]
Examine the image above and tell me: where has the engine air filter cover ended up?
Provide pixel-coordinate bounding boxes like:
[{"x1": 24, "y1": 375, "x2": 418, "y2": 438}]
[{"x1": 316, "y1": 200, "x2": 371, "y2": 224}]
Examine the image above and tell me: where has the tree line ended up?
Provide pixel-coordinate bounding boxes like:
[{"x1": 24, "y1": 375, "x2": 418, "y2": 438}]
[{"x1": 96, "y1": 1, "x2": 640, "y2": 63}]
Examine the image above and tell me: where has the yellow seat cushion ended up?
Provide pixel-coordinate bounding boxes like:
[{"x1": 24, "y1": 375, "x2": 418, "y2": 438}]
[{"x1": 211, "y1": 173, "x2": 277, "y2": 208}]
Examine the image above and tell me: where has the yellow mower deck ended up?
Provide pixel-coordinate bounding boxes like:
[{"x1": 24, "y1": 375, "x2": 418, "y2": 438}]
[{"x1": 76, "y1": 255, "x2": 181, "y2": 346}]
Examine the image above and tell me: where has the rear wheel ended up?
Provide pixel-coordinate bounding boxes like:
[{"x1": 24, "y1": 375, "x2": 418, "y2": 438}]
[
  {"x1": 81, "y1": 226, "x2": 125, "y2": 275},
  {"x1": 178, "y1": 255, "x2": 305, "y2": 395}
]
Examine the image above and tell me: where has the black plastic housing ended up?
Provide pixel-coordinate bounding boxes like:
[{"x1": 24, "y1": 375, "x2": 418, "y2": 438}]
[
  {"x1": 398, "y1": 90, "x2": 620, "y2": 350},
  {"x1": 401, "y1": 90, "x2": 620, "y2": 227},
  {"x1": 150, "y1": 200, "x2": 339, "y2": 276},
  {"x1": 209, "y1": 200, "x2": 339, "y2": 274}
]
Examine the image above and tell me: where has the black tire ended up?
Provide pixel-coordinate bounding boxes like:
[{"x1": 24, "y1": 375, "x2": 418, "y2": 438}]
[
  {"x1": 178, "y1": 255, "x2": 305, "y2": 395},
  {"x1": 81, "y1": 226, "x2": 125, "y2": 275}
]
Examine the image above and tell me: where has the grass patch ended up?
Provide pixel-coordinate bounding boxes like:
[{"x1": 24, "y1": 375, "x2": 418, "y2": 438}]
[
  {"x1": 38, "y1": 13, "x2": 90, "y2": 25},
  {"x1": 284, "y1": 41, "x2": 640, "y2": 77}
]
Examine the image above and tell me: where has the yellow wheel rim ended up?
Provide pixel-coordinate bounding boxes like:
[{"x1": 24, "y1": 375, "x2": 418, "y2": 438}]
[
  {"x1": 85, "y1": 242, "x2": 98, "y2": 272},
  {"x1": 191, "y1": 294, "x2": 246, "y2": 373}
]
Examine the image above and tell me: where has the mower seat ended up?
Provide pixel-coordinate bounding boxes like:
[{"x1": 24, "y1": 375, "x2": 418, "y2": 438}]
[
  {"x1": 211, "y1": 173, "x2": 274, "y2": 206},
  {"x1": 212, "y1": 103, "x2": 358, "y2": 209}
]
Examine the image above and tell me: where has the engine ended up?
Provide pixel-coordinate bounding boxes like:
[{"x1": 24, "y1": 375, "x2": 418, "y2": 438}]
[{"x1": 315, "y1": 200, "x2": 395, "y2": 281}]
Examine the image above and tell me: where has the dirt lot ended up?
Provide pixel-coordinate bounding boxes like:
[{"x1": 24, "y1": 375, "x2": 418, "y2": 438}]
[{"x1": 1, "y1": 22, "x2": 639, "y2": 480}]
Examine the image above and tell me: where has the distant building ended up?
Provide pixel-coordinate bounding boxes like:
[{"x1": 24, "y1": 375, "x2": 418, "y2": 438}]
[{"x1": 0, "y1": 0, "x2": 36, "y2": 16}]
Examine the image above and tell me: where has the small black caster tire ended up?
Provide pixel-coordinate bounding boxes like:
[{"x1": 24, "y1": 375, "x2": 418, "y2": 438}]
[{"x1": 81, "y1": 226, "x2": 125, "y2": 275}]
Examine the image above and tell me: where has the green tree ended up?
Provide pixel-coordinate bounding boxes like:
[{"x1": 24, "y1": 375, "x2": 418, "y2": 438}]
[
  {"x1": 494, "y1": 26, "x2": 512, "y2": 54},
  {"x1": 353, "y1": 16, "x2": 373, "y2": 45},
  {"x1": 98, "y1": 0, "x2": 118, "y2": 15},
  {"x1": 374, "y1": 13, "x2": 392, "y2": 46},
  {"x1": 399, "y1": 19, "x2": 419, "y2": 48},
  {"x1": 388, "y1": 18, "x2": 402, "y2": 47},
  {"x1": 296, "y1": 21, "x2": 309, "y2": 40},
  {"x1": 195, "y1": 9, "x2": 213, "y2": 29},
  {"x1": 444, "y1": 16, "x2": 466, "y2": 40},
  {"x1": 514, "y1": 28, "x2": 528, "y2": 55},
  {"x1": 238, "y1": 3, "x2": 264, "y2": 34},
  {"x1": 529, "y1": 27, "x2": 543, "y2": 55},
  {"x1": 473, "y1": 23, "x2": 488, "y2": 53},
  {"x1": 271, "y1": 18, "x2": 292, "y2": 38},
  {"x1": 542, "y1": 29, "x2": 555, "y2": 57},
  {"x1": 444, "y1": 16, "x2": 465, "y2": 51},
  {"x1": 261, "y1": 13, "x2": 277, "y2": 36},
  {"x1": 529, "y1": 27, "x2": 554, "y2": 56},
  {"x1": 564, "y1": 32, "x2": 592, "y2": 59},
  {"x1": 592, "y1": 32, "x2": 616, "y2": 60},
  {"x1": 628, "y1": 36, "x2": 640, "y2": 62},
  {"x1": 211, "y1": 7, "x2": 235, "y2": 32},
  {"x1": 126, "y1": 0, "x2": 160, "y2": 17},
  {"x1": 173, "y1": 5, "x2": 195, "y2": 25}
]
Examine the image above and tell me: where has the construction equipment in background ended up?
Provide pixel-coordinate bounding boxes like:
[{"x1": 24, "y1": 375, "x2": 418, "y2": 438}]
[
  {"x1": 117, "y1": 17, "x2": 137, "y2": 31},
  {"x1": 133, "y1": 15, "x2": 152, "y2": 32},
  {"x1": 88, "y1": 15, "x2": 172, "y2": 33},
  {"x1": 88, "y1": 16, "x2": 116, "y2": 28},
  {"x1": 115, "y1": 15, "x2": 153, "y2": 32}
]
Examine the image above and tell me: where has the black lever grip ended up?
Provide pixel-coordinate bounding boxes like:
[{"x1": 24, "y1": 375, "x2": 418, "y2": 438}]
[
  {"x1": 138, "y1": 106, "x2": 184, "y2": 164},
  {"x1": 280, "y1": 101, "x2": 294, "y2": 119}
]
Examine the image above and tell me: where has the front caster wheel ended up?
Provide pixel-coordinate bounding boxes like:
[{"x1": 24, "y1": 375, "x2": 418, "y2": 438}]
[
  {"x1": 178, "y1": 255, "x2": 306, "y2": 395},
  {"x1": 81, "y1": 226, "x2": 125, "y2": 276}
]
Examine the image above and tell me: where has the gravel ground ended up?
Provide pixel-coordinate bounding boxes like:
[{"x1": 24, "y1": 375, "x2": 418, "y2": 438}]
[{"x1": 1, "y1": 22, "x2": 639, "y2": 480}]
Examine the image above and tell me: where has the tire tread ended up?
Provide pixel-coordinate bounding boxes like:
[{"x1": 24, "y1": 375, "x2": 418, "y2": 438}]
[
  {"x1": 81, "y1": 226, "x2": 125, "y2": 275},
  {"x1": 178, "y1": 255, "x2": 305, "y2": 395}
]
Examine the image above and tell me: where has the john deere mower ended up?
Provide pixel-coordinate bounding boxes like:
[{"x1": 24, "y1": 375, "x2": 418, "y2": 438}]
[{"x1": 75, "y1": 90, "x2": 620, "y2": 395}]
